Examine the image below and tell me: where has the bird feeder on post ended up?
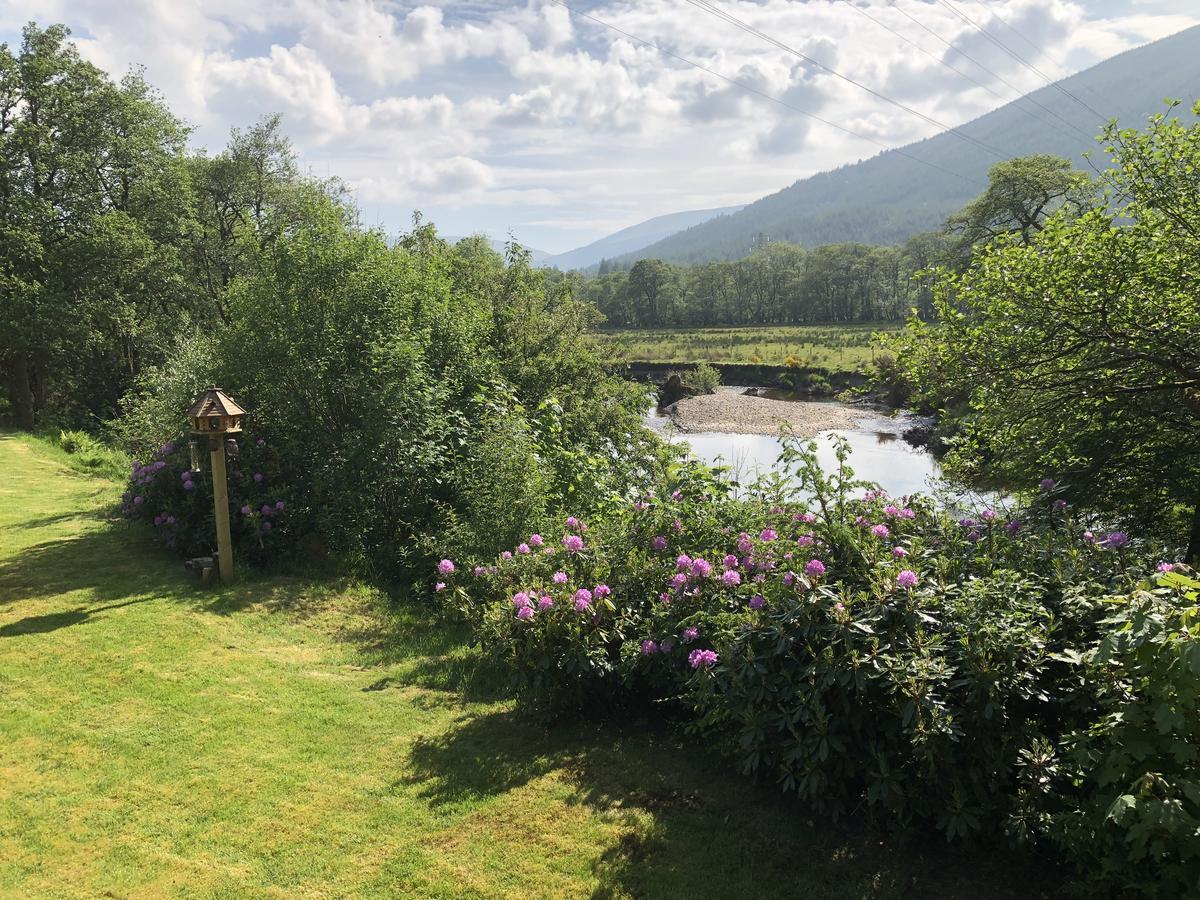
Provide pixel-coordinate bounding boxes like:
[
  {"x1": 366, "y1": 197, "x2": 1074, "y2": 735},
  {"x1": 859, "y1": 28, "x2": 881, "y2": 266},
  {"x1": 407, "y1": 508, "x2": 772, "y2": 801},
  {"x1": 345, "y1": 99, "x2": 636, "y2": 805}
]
[{"x1": 186, "y1": 387, "x2": 246, "y2": 583}]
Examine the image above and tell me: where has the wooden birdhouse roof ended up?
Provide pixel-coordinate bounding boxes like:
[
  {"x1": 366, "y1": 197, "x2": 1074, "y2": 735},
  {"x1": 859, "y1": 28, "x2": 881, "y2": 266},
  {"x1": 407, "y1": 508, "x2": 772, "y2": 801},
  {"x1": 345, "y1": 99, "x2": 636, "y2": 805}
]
[{"x1": 187, "y1": 387, "x2": 246, "y2": 419}]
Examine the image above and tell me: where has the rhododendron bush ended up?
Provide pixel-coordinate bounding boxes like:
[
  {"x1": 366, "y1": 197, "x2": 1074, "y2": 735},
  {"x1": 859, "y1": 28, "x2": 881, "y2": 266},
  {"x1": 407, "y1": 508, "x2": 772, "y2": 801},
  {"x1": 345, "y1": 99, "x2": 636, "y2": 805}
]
[
  {"x1": 120, "y1": 433, "x2": 291, "y2": 564},
  {"x1": 443, "y1": 439, "x2": 1199, "y2": 896}
]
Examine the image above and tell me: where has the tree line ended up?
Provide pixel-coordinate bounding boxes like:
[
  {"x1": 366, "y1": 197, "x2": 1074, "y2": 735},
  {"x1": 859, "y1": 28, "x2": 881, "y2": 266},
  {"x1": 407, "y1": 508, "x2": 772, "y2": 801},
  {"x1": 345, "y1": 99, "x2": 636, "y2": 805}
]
[
  {"x1": 0, "y1": 24, "x2": 335, "y2": 430},
  {"x1": 568, "y1": 154, "x2": 1088, "y2": 329}
]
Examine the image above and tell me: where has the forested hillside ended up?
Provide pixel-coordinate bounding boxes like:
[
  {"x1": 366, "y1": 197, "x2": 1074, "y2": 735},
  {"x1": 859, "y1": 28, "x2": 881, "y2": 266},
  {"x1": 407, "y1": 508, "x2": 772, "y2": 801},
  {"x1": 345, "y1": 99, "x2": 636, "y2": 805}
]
[{"x1": 613, "y1": 25, "x2": 1200, "y2": 264}]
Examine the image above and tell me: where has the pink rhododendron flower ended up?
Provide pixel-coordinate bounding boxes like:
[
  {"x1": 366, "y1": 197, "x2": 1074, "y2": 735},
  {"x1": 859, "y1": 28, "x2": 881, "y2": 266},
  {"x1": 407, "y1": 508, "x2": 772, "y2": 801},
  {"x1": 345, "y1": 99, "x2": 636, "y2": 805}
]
[
  {"x1": 1040, "y1": 478, "x2": 1056, "y2": 491},
  {"x1": 641, "y1": 639, "x2": 658, "y2": 655},
  {"x1": 435, "y1": 582, "x2": 446, "y2": 592},
  {"x1": 676, "y1": 554, "x2": 693, "y2": 571},
  {"x1": 516, "y1": 606, "x2": 534, "y2": 621},
  {"x1": 691, "y1": 558, "x2": 713, "y2": 578},
  {"x1": 689, "y1": 649, "x2": 718, "y2": 669},
  {"x1": 573, "y1": 588, "x2": 593, "y2": 606},
  {"x1": 573, "y1": 597, "x2": 591, "y2": 613},
  {"x1": 804, "y1": 559, "x2": 826, "y2": 578},
  {"x1": 512, "y1": 592, "x2": 531, "y2": 609},
  {"x1": 682, "y1": 627, "x2": 699, "y2": 643},
  {"x1": 566, "y1": 516, "x2": 580, "y2": 529},
  {"x1": 552, "y1": 571, "x2": 568, "y2": 584},
  {"x1": 438, "y1": 559, "x2": 455, "y2": 576},
  {"x1": 737, "y1": 533, "x2": 753, "y2": 554},
  {"x1": 797, "y1": 534, "x2": 814, "y2": 546},
  {"x1": 760, "y1": 528, "x2": 777, "y2": 542},
  {"x1": 1157, "y1": 562, "x2": 1176, "y2": 573},
  {"x1": 538, "y1": 596, "x2": 554, "y2": 611},
  {"x1": 563, "y1": 534, "x2": 584, "y2": 553},
  {"x1": 723, "y1": 554, "x2": 739, "y2": 569},
  {"x1": 749, "y1": 595, "x2": 765, "y2": 610},
  {"x1": 670, "y1": 573, "x2": 687, "y2": 590},
  {"x1": 474, "y1": 566, "x2": 486, "y2": 577},
  {"x1": 871, "y1": 524, "x2": 890, "y2": 539},
  {"x1": 501, "y1": 550, "x2": 513, "y2": 561},
  {"x1": 672, "y1": 518, "x2": 683, "y2": 532},
  {"x1": 896, "y1": 570, "x2": 919, "y2": 589},
  {"x1": 782, "y1": 571, "x2": 796, "y2": 587},
  {"x1": 594, "y1": 584, "x2": 611, "y2": 598},
  {"x1": 884, "y1": 505, "x2": 900, "y2": 517},
  {"x1": 529, "y1": 534, "x2": 543, "y2": 547},
  {"x1": 722, "y1": 570, "x2": 741, "y2": 587},
  {"x1": 892, "y1": 547, "x2": 907, "y2": 558},
  {"x1": 517, "y1": 543, "x2": 531, "y2": 555},
  {"x1": 652, "y1": 535, "x2": 668, "y2": 551}
]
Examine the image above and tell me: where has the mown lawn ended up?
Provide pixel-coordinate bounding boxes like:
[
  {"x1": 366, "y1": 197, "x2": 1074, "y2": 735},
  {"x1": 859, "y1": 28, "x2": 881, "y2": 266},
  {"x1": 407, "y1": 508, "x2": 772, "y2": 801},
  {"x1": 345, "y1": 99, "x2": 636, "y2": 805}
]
[
  {"x1": 0, "y1": 433, "x2": 1057, "y2": 898},
  {"x1": 591, "y1": 324, "x2": 901, "y2": 372}
]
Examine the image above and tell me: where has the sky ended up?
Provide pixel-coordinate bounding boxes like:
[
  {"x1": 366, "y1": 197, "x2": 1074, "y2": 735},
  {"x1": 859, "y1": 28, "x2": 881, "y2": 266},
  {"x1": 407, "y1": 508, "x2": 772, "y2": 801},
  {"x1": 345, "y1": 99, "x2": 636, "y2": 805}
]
[{"x1": 1, "y1": 0, "x2": 1197, "y2": 254}]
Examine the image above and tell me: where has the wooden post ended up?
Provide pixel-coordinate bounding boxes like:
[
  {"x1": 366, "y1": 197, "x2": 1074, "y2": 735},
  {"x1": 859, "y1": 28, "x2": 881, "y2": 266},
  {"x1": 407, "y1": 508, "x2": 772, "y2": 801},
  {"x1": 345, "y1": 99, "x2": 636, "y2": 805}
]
[{"x1": 209, "y1": 437, "x2": 234, "y2": 583}]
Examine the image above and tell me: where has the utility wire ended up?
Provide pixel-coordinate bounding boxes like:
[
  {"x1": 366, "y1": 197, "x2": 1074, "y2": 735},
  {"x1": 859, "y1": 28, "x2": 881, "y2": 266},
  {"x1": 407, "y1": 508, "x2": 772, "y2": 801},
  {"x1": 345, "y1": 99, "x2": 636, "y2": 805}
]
[
  {"x1": 546, "y1": 0, "x2": 979, "y2": 183},
  {"x1": 835, "y1": 0, "x2": 1088, "y2": 147},
  {"x1": 935, "y1": 0, "x2": 1109, "y2": 122},
  {"x1": 886, "y1": 0, "x2": 1097, "y2": 142},
  {"x1": 685, "y1": 0, "x2": 1010, "y2": 160}
]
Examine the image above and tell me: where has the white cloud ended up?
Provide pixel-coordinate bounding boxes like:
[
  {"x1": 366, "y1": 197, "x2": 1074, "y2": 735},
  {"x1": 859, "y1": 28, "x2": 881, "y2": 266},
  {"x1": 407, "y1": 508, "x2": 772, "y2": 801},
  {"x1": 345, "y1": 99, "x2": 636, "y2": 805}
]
[{"x1": 1, "y1": 0, "x2": 1198, "y2": 251}]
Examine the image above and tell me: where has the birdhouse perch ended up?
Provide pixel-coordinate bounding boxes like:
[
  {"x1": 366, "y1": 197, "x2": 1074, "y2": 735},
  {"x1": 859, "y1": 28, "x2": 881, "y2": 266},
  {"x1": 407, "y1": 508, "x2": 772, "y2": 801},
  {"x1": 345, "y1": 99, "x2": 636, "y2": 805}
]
[{"x1": 186, "y1": 387, "x2": 246, "y2": 584}]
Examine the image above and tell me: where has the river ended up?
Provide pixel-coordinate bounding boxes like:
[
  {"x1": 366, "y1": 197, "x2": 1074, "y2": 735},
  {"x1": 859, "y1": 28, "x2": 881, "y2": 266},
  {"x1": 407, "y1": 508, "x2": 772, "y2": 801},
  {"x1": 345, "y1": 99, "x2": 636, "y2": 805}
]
[{"x1": 646, "y1": 392, "x2": 941, "y2": 497}]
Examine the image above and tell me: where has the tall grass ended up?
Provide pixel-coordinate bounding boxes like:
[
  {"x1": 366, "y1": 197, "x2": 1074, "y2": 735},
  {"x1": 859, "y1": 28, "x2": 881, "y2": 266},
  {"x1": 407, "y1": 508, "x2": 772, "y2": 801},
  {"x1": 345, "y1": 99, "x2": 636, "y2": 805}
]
[{"x1": 591, "y1": 324, "x2": 899, "y2": 372}]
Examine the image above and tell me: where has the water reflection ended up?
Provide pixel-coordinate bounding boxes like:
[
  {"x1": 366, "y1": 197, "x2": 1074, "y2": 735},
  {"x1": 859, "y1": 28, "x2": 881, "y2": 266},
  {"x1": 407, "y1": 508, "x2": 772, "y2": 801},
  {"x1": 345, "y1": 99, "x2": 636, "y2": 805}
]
[{"x1": 647, "y1": 403, "x2": 941, "y2": 498}]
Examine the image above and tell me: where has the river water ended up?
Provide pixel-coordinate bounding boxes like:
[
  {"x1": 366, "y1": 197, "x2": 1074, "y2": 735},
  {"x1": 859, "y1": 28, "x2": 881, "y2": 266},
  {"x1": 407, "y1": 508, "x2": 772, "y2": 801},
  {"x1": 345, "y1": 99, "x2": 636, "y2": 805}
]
[{"x1": 647, "y1": 394, "x2": 941, "y2": 498}]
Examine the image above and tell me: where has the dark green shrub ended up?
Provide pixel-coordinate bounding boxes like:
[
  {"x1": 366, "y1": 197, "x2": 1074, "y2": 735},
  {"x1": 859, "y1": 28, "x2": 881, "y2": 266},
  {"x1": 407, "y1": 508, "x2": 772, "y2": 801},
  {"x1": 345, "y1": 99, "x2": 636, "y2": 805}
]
[
  {"x1": 120, "y1": 432, "x2": 292, "y2": 564},
  {"x1": 445, "y1": 439, "x2": 1196, "y2": 894}
]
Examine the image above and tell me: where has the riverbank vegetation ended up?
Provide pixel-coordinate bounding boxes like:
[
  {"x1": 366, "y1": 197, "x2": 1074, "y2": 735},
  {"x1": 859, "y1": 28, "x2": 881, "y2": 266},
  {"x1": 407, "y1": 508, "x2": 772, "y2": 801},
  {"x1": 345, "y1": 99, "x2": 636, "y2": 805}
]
[
  {"x1": 895, "y1": 102, "x2": 1200, "y2": 564},
  {"x1": 591, "y1": 323, "x2": 895, "y2": 371}
]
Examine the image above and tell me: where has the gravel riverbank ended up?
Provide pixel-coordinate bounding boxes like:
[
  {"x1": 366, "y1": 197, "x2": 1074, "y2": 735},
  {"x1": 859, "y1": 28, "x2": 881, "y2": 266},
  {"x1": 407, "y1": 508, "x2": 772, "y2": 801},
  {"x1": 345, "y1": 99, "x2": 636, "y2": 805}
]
[{"x1": 663, "y1": 391, "x2": 870, "y2": 437}]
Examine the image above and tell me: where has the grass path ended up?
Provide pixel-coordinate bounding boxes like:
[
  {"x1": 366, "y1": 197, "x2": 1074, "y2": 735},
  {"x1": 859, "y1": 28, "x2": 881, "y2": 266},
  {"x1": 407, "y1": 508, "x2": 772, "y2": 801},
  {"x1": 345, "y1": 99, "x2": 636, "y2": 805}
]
[{"x1": 0, "y1": 433, "x2": 1054, "y2": 898}]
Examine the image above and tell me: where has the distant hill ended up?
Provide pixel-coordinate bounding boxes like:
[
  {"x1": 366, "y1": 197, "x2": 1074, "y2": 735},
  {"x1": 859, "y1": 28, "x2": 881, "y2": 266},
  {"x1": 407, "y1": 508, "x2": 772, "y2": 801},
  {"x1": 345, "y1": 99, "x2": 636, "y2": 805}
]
[
  {"x1": 542, "y1": 205, "x2": 743, "y2": 271},
  {"x1": 612, "y1": 25, "x2": 1200, "y2": 265},
  {"x1": 444, "y1": 234, "x2": 552, "y2": 266}
]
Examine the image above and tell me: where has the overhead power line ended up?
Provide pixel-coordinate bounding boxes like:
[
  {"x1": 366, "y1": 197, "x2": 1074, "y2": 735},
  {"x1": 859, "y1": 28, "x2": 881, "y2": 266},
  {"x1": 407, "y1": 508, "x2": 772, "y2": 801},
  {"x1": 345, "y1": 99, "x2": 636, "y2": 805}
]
[
  {"x1": 886, "y1": 0, "x2": 1098, "y2": 143},
  {"x1": 684, "y1": 0, "x2": 1011, "y2": 161},
  {"x1": 834, "y1": 0, "x2": 1089, "y2": 147},
  {"x1": 934, "y1": 0, "x2": 1109, "y2": 122},
  {"x1": 546, "y1": 0, "x2": 979, "y2": 183}
]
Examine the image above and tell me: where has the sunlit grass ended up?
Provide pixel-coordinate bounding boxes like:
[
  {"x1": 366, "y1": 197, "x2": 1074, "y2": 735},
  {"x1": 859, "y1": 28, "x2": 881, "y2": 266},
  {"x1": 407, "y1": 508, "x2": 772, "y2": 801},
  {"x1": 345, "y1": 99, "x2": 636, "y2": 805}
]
[
  {"x1": 591, "y1": 324, "x2": 900, "y2": 372},
  {"x1": 0, "y1": 432, "x2": 1056, "y2": 898}
]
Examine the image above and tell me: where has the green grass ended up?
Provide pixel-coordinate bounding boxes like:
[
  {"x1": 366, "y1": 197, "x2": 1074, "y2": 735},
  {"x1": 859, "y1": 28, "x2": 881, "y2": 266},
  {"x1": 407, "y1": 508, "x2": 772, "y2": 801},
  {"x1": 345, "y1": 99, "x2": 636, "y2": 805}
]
[
  {"x1": 0, "y1": 432, "x2": 1058, "y2": 898},
  {"x1": 591, "y1": 324, "x2": 900, "y2": 372}
]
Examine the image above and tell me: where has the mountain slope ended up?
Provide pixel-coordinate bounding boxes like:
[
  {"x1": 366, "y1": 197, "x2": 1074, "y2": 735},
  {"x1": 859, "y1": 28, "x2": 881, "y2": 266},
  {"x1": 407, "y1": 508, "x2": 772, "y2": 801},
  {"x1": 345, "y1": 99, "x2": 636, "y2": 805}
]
[
  {"x1": 543, "y1": 205, "x2": 742, "y2": 270},
  {"x1": 614, "y1": 25, "x2": 1200, "y2": 264}
]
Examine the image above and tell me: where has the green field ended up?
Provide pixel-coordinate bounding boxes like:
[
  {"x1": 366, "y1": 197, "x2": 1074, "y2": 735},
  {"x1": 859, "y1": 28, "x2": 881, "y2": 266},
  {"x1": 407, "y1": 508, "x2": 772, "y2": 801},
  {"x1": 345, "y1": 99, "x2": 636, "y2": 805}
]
[
  {"x1": 591, "y1": 324, "x2": 901, "y2": 371},
  {"x1": 0, "y1": 433, "x2": 1056, "y2": 898}
]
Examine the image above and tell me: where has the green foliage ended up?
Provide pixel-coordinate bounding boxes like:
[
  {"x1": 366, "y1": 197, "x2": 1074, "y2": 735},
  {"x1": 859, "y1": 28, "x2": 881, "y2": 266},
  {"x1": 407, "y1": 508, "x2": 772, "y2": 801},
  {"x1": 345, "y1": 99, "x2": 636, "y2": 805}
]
[
  {"x1": 119, "y1": 432, "x2": 292, "y2": 564},
  {"x1": 446, "y1": 439, "x2": 1196, "y2": 895},
  {"x1": 579, "y1": 242, "x2": 929, "y2": 328},
  {"x1": 686, "y1": 362, "x2": 721, "y2": 394},
  {"x1": 1018, "y1": 571, "x2": 1200, "y2": 897},
  {"x1": 945, "y1": 154, "x2": 1091, "y2": 257},
  {"x1": 593, "y1": 323, "x2": 893, "y2": 372},
  {"x1": 896, "y1": 102, "x2": 1200, "y2": 560},
  {"x1": 119, "y1": 211, "x2": 659, "y2": 582}
]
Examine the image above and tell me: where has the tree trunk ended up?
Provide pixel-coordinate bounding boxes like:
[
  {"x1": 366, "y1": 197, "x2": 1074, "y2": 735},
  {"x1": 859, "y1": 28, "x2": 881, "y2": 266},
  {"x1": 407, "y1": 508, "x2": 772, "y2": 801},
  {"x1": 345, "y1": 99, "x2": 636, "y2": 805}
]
[
  {"x1": 7, "y1": 353, "x2": 35, "y2": 430},
  {"x1": 1188, "y1": 501, "x2": 1200, "y2": 567}
]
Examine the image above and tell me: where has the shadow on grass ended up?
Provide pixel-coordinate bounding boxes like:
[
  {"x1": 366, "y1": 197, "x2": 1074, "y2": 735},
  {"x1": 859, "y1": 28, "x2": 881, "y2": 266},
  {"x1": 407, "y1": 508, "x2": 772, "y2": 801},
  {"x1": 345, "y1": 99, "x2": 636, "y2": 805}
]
[
  {"x1": 403, "y1": 707, "x2": 1066, "y2": 900},
  {"x1": 0, "y1": 596, "x2": 154, "y2": 637}
]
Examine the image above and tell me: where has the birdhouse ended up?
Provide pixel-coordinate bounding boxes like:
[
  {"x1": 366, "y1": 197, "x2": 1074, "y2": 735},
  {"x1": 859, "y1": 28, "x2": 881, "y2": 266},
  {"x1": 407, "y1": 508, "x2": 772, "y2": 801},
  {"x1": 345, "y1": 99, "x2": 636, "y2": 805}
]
[{"x1": 187, "y1": 387, "x2": 246, "y2": 436}]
